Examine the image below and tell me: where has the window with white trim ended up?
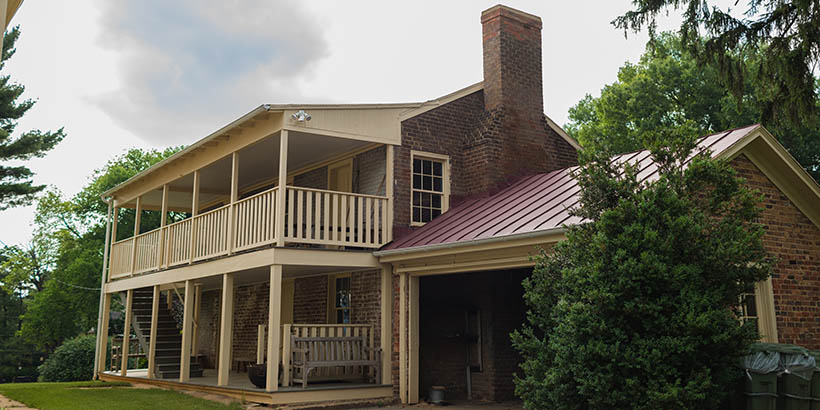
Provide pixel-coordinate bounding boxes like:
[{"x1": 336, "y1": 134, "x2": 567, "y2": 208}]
[
  {"x1": 328, "y1": 274, "x2": 352, "y2": 324},
  {"x1": 737, "y1": 279, "x2": 778, "y2": 343},
  {"x1": 411, "y1": 151, "x2": 449, "y2": 225}
]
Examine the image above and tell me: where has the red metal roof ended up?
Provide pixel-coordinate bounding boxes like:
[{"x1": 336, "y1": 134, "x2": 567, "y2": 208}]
[{"x1": 382, "y1": 125, "x2": 759, "y2": 252}]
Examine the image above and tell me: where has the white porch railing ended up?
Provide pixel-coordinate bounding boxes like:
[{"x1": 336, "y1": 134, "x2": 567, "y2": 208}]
[
  {"x1": 108, "y1": 186, "x2": 388, "y2": 280},
  {"x1": 284, "y1": 187, "x2": 389, "y2": 248}
]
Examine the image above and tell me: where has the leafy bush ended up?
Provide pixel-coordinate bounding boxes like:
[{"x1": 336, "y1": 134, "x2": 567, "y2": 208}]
[
  {"x1": 512, "y1": 132, "x2": 771, "y2": 409},
  {"x1": 38, "y1": 334, "x2": 97, "y2": 382}
]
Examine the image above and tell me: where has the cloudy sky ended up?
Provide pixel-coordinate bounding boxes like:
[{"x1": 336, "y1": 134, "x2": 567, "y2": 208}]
[{"x1": 0, "y1": 0, "x2": 681, "y2": 246}]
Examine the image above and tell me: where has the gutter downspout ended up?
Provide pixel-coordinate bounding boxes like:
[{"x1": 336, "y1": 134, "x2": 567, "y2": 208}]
[{"x1": 93, "y1": 199, "x2": 113, "y2": 379}]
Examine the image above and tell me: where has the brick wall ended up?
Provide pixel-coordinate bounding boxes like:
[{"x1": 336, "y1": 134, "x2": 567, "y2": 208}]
[
  {"x1": 293, "y1": 275, "x2": 328, "y2": 324},
  {"x1": 395, "y1": 91, "x2": 485, "y2": 240},
  {"x1": 293, "y1": 166, "x2": 327, "y2": 190},
  {"x1": 196, "y1": 290, "x2": 221, "y2": 368},
  {"x1": 354, "y1": 146, "x2": 386, "y2": 196},
  {"x1": 732, "y1": 154, "x2": 820, "y2": 348},
  {"x1": 394, "y1": 5, "x2": 578, "y2": 241},
  {"x1": 232, "y1": 282, "x2": 270, "y2": 361}
]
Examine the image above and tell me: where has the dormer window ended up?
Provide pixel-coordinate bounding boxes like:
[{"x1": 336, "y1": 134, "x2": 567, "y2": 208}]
[{"x1": 411, "y1": 151, "x2": 449, "y2": 225}]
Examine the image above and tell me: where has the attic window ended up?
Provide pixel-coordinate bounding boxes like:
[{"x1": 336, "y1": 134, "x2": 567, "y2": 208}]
[{"x1": 411, "y1": 151, "x2": 449, "y2": 225}]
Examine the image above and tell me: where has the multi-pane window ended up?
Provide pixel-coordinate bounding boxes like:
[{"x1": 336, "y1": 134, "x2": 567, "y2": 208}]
[
  {"x1": 738, "y1": 292, "x2": 758, "y2": 327},
  {"x1": 334, "y1": 276, "x2": 351, "y2": 324},
  {"x1": 412, "y1": 154, "x2": 447, "y2": 224}
]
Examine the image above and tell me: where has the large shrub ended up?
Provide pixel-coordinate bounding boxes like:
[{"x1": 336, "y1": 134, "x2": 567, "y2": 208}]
[
  {"x1": 512, "y1": 132, "x2": 771, "y2": 409},
  {"x1": 38, "y1": 334, "x2": 96, "y2": 382}
]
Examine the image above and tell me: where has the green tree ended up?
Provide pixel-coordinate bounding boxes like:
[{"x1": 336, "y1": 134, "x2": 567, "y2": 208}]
[
  {"x1": 16, "y1": 147, "x2": 181, "y2": 351},
  {"x1": 566, "y1": 33, "x2": 820, "y2": 180},
  {"x1": 0, "y1": 27, "x2": 65, "y2": 210},
  {"x1": 614, "y1": 0, "x2": 820, "y2": 124},
  {"x1": 512, "y1": 130, "x2": 771, "y2": 409}
]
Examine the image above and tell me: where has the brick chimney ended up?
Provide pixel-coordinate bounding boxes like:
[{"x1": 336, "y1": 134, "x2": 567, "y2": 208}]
[
  {"x1": 461, "y1": 5, "x2": 576, "y2": 197},
  {"x1": 481, "y1": 5, "x2": 543, "y2": 120}
]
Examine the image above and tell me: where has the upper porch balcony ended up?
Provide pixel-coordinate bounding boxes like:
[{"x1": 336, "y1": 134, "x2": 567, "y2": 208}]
[{"x1": 103, "y1": 105, "x2": 404, "y2": 282}]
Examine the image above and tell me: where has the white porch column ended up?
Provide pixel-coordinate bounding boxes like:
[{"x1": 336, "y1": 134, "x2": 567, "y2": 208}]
[
  {"x1": 158, "y1": 184, "x2": 169, "y2": 268},
  {"x1": 399, "y1": 272, "x2": 407, "y2": 403},
  {"x1": 228, "y1": 152, "x2": 239, "y2": 254},
  {"x1": 266, "y1": 265, "x2": 283, "y2": 391},
  {"x1": 147, "y1": 285, "x2": 160, "y2": 379},
  {"x1": 189, "y1": 170, "x2": 200, "y2": 264},
  {"x1": 380, "y1": 264, "x2": 392, "y2": 385},
  {"x1": 385, "y1": 145, "x2": 394, "y2": 241},
  {"x1": 217, "y1": 273, "x2": 234, "y2": 386},
  {"x1": 275, "y1": 130, "x2": 289, "y2": 246},
  {"x1": 93, "y1": 200, "x2": 113, "y2": 380},
  {"x1": 130, "y1": 197, "x2": 142, "y2": 276},
  {"x1": 96, "y1": 293, "x2": 112, "y2": 376},
  {"x1": 192, "y1": 284, "x2": 202, "y2": 360},
  {"x1": 179, "y1": 280, "x2": 195, "y2": 382},
  {"x1": 409, "y1": 275, "x2": 420, "y2": 404},
  {"x1": 120, "y1": 289, "x2": 133, "y2": 376}
]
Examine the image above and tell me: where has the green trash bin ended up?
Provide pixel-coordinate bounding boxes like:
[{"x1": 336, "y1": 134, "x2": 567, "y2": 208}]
[
  {"x1": 747, "y1": 392, "x2": 778, "y2": 410},
  {"x1": 809, "y1": 351, "x2": 820, "y2": 410},
  {"x1": 742, "y1": 344, "x2": 783, "y2": 410},
  {"x1": 778, "y1": 392, "x2": 811, "y2": 410},
  {"x1": 775, "y1": 344, "x2": 816, "y2": 410}
]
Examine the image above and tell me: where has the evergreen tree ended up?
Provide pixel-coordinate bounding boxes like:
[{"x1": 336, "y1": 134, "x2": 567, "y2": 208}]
[
  {"x1": 512, "y1": 130, "x2": 771, "y2": 409},
  {"x1": 0, "y1": 27, "x2": 65, "y2": 210},
  {"x1": 614, "y1": 0, "x2": 820, "y2": 125}
]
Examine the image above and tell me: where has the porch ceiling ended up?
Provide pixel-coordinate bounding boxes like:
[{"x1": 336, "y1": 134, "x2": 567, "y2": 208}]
[{"x1": 120, "y1": 130, "x2": 375, "y2": 210}]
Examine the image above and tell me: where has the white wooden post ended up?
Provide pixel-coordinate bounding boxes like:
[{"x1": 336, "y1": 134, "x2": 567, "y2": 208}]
[
  {"x1": 217, "y1": 273, "x2": 234, "y2": 386},
  {"x1": 158, "y1": 185, "x2": 169, "y2": 268},
  {"x1": 192, "y1": 283, "x2": 202, "y2": 358},
  {"x1": 282, "y1": 324, "x2": 292, "y2": 386},
  {"x1": 189, "y1": 171, "x2": 200, "y2": 264},
  {"x1": 96, "y1": 293, "x2": 112, "y2": 376},
  {"x1": 409, "y1": 275, "x2": 420, "y2": 404},
  {"x1": 147, "y1": 285, "x2": 160, "y2": 379},
  {"x1": 386, "y1": 145, "x2": 394, "y2": 241},
  {"x1": 228, "y1": 152, "x2": 239, "y2": 254},
  {"x1": 179, "y1": 280, "x2": 194, "y2": 382},
  {"x1": 110, "y1": 207, "x2": 119, "y2": 262},
  {"x1": 266, "y1": 265, "x2": 283, "y2": 391},
  {"x1": 130, "y1": 197, "x2": 142, "y2": 276},
  {"x1": 121, "y1": 289, "x2": 133, "y2": 376},
  {"x1": 93, "y1": 201, "x2": 113, "y2": 379},
  {"x1": 256, "y1": 324, "x2": 266, "y2": 365},
  {"x1": 399, "y1": 273, "x2": 407, "y2": 403},
  {"x1": 275, "y1": 131, "x2": 289, "y2": 246},
  {"x1": 380, "y1": 264, "x2": 392, "y2": 385}
]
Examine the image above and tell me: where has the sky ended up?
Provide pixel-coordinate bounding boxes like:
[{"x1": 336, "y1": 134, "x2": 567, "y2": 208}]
[{"x1": 0, "y1": 0, "x2": 681, "y2": 246}]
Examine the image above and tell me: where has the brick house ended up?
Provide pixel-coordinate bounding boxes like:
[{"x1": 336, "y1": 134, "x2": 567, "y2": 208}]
[{"x1": 93, "y1": 4, "x2": 820, "y2": 406}]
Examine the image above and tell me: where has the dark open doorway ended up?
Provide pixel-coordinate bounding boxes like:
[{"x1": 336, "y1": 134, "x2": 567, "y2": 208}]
[{"x1": 418, "y1": 269, "x2": 529, "y2": 402}]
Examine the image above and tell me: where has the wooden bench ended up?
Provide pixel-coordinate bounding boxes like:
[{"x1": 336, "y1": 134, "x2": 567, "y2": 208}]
[{"x1": 290, "y1": 335, "x2": 381, "y2": 389}]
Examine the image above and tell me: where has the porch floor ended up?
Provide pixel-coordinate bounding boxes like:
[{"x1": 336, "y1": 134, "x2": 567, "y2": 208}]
[{"x1": 100, "y1": 369, "x2": 393, "y2": 405}]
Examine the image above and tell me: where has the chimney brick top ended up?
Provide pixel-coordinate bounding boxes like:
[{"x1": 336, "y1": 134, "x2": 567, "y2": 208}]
[{"x1": 480, "y1": 4, "x2": 542, "y2": 29}]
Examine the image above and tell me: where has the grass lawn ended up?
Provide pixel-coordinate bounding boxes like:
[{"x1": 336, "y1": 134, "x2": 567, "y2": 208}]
[{"x1": 0, "y1": 381, "x2": 245, "y2": 410}]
